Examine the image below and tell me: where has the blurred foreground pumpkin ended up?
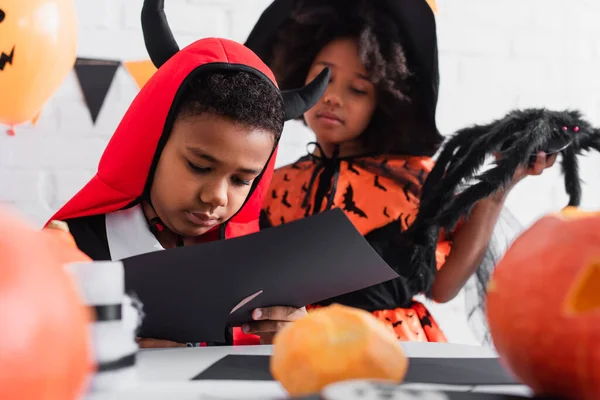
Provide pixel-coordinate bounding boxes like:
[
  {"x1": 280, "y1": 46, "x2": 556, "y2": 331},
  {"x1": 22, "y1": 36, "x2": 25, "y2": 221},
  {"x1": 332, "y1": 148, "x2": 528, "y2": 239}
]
[
  {"x1": 0, "y1": 206, "x2": 93, "y2": 400},
  {"x1": 486, "y1": 207, "x2": 600, "y2": 400},
  {"x1": 43, "y1": 219, "x2": 91, "y2": 266},
  {"x1": 270, "y1": 304, "x2": 408, "y2": 397}
]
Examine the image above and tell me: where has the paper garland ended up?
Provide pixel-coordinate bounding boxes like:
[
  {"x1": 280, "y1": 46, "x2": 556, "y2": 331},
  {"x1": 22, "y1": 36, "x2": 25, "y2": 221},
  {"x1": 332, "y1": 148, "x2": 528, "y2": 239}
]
[
  {"x1": 73, "y1": 57, "x2": 157, "y2": 125},
  {"x1": 123, "y1": 60, "x2": 157, "y2": 90},
  {"x1": 74, "y1": 58, "x2": 121, "y2": 123}
]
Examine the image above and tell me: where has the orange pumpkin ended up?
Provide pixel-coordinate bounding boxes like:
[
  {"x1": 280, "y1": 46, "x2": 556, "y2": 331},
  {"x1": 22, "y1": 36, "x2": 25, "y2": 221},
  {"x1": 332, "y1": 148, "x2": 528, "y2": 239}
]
[
  {"x1": 270, "y1": 303, "x2": 408, "y2": 397},
  {"x1": 486, "y1": 207, "x2": 600, "y2": 400},
  {"x1": 0, "y1": 206, "x2": 93, "y2": 400}
]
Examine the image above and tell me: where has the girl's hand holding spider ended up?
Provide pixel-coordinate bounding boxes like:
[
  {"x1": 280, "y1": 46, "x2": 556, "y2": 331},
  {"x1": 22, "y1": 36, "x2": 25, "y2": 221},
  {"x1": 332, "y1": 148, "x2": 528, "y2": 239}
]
[{"x1": 490, "y1": 151, "x2": 558, "y2": 203}]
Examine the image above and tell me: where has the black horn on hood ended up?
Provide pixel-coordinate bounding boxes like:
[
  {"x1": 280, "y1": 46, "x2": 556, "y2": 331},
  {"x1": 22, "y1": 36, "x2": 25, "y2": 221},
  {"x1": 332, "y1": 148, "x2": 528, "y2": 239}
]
[
  {"x1": 281, "y1": 67, "x2": 330, "y2": 121},
  {"x1": 141, "y1": 0, "x2": 329, "y2": 121},
  {"x1": 245, "y1": 0, "x2": 443, "y2": 145},
  {"x1": 141, "y1": 0, "x2": 179, "y2": 68}
]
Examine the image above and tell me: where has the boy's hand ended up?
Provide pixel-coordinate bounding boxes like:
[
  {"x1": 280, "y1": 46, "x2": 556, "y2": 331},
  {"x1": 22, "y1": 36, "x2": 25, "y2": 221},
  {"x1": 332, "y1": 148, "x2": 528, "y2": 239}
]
[
  {"x1": 136, "y1": 337, "x2": 187, "y2": 348},
  {"x1": 242, "y1": 306, "x2": 307, "y2": 344}
]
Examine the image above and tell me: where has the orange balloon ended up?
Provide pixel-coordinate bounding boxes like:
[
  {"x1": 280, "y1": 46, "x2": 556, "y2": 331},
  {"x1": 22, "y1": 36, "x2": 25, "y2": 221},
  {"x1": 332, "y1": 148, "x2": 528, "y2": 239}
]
[
  {"x1": 0, "y1": 206, "x2": 93, "y2": 400},
  {"x1": 0, "y1": 0, "x2": 77, "y2": 128}
]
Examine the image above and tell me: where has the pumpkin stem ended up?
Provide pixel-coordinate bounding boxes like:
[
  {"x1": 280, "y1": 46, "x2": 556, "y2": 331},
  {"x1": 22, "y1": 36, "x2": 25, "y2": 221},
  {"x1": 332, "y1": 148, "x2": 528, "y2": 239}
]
[
  {"x1": 47, "y1": 220, "x2": 70, "y2": 233},
  {"x1": 564, "y1": 260, "x2": 600, "y2": 315},
  {"x1": 555, "y1": 206, "x2": 600, "y2": 220}
]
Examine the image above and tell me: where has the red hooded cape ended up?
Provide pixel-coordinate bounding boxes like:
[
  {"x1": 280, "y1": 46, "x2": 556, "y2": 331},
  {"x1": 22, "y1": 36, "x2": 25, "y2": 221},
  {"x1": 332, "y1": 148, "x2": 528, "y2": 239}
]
[{"x1": 48, "y1": 38, "x2": 279, "y2": 346}]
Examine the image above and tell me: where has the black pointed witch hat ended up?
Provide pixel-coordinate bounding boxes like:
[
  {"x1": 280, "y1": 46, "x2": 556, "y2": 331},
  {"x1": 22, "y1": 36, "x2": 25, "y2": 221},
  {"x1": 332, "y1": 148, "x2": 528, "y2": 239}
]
[
  {"x1": 244, "y1": 0, "x2": 443, "y2": 147},
  {"x1": 141, "y1": 0, "x2": 330, "y2": 121}
]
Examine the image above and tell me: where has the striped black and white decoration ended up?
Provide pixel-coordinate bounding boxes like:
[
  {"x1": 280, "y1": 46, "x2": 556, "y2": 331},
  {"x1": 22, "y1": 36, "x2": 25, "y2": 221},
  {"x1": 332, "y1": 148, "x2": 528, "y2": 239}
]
[
  {"x1": 65, "y1": 260, "x2": 143, "y2": 393},
  {"x1": 321, "y1": 380, "x2": 450, "y2": 400}
]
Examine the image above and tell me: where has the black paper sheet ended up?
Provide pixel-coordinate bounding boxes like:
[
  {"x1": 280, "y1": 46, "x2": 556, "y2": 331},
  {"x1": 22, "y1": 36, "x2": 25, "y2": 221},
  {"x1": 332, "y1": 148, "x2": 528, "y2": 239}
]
[
  {"x1": 122, "y1": 209, "x2": 399, "y2": 344},
  {"x1": 192, "y1": 355, "x2": 520, "y2": 386}
]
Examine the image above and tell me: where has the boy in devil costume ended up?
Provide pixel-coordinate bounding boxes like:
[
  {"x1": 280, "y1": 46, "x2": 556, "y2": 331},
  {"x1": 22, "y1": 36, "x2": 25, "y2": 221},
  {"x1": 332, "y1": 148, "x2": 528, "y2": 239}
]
[
  {"x1": 246, "y1": 0, "x2": 554, "y2": 342},
  {"x1": 47, "y1": 0, "x2": 329, "y2": 347}
]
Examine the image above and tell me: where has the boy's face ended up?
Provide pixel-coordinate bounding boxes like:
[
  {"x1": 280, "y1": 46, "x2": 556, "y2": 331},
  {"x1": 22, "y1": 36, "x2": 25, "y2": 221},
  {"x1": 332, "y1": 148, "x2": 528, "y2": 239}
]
[
  {"x1": 150, "y1": 113, "x2": 274, "y2": 237},
  {"x1": 303, "y1": 37, "x2": 377, "y2": 153}
]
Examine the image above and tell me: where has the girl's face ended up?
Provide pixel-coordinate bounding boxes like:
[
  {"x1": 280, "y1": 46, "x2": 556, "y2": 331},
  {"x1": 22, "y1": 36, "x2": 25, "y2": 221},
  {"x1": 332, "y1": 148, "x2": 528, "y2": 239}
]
[{"x1": 304, "y1": 37, "x2": 377, "y2": 156}]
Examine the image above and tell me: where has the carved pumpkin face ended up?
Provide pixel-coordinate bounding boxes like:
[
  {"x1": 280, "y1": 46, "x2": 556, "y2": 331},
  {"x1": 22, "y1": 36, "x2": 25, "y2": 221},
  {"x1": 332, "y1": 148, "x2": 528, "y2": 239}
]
[
  {"x1": 0, "y1": 0, "x2": 77, "y2": 128},
  {"x1": 486, "y1": 208, "x2": 600, "y2": 400},
  {"x1": 0, "y1": 206, "x2": 92, "y2": 400}
]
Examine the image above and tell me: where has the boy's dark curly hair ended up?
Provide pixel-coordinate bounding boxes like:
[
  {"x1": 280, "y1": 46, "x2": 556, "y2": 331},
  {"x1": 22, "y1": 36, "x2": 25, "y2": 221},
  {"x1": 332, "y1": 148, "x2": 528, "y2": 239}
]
[
  {"x1": 176, "y1": 69, "x2": 285, "y2": 143},
  {"x1": 269, "y1": 0, "x2": 440, "y2": 156}
]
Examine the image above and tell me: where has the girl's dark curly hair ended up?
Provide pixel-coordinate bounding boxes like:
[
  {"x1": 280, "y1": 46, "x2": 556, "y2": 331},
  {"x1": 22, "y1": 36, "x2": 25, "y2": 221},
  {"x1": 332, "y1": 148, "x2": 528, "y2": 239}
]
[{"x1": 269, "y1": 0, "x2": 441, "y2": 156}]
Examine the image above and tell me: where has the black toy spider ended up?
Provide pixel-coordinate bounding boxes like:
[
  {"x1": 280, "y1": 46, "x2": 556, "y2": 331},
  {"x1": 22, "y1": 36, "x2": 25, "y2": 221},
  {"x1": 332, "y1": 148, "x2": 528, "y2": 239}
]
[
  {"x1": 364, "y1": 108, "x2": 600, "y2": 303},
  {"x1": 418, "y1": 108, "x2": 600, "y2": 231}
]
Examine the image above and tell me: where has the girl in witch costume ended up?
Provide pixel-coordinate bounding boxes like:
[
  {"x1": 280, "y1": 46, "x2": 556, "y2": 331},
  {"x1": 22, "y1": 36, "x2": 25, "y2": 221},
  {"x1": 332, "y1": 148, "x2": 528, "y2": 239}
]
[
  {"x1": 246, "y1": 0, "x2": 554, "y2": 343},
  {"x1": 47, "y1": 0, "x2": 330, "y2": 348}
]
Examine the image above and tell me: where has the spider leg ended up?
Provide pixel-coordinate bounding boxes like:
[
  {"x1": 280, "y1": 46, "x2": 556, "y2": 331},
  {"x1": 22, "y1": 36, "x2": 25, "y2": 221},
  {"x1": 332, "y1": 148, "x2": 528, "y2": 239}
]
[
  {"x1": 392, "y1": 128, "x2": 500, "y2": 299},
  {"x1": 577, "y1": 128, "x2": 600, "y2": 153},
  {"x1": 427, "y1": 111, "x2": 531, "y2": 197},
  {"x1": 433, "y1": 123, "x2": 496, "y2": 179},
  {"x1": 560, "y1": 146, "x2": 581, "y2": 206},
  {"x1": 443, "y1": 113, "x2": 528, "y2": 179},
  {"x1": 387, "y1": 113, "x2": 548, "y2": 298},
  {"x1": 420, "y1": 128, "x2": 508, "y2": 221},
  {"x1": 436, "y1": 156, "x2": 522, "y2": 230},
  {"x1": 438, "y1": 124, "x2": 549, "y2": 230},
  {"x1": 419, "y1": 116, "x2": 537, "y2": 229},
  {"x1": 563, "y1": 126, "x2": 600, "y2": 206},
  {"x1": 420, "y1": 115, "x2": 533, "y2": 223},
  {"x1": 385, "y1": 128, "x2": 495, "y2": 301},
  {"x1": 419, "y1": 123, "x2": 494, "y2": 219},
  {"x1": 431, "y1": 122, "x2": 526, "y2": 218}
]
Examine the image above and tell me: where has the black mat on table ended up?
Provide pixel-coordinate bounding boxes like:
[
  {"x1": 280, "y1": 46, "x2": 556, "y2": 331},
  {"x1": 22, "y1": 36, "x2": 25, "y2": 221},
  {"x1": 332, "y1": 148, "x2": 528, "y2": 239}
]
[
  {"x1": 290, "y1": 393, "x2": 558, "y2": 400},
  {"x1": 191, "y1": 354, "x2": 520, "y2": 386},
  {"x1": 291, "y1": 392, "x2": 549, "y2": 400}
]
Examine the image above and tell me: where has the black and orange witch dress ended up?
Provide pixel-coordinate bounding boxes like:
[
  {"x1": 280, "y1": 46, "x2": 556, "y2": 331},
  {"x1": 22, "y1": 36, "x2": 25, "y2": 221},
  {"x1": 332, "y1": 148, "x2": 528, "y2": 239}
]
[{"x1": 260, "y1": 151, "x2": 453, "y2": 342}]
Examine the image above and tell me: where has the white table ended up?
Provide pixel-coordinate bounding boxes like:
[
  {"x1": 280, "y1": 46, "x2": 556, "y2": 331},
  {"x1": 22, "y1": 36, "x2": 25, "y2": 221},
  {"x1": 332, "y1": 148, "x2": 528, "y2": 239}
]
[{"x1": 86, "y1": 342, "x2": 533, "y2": 399}]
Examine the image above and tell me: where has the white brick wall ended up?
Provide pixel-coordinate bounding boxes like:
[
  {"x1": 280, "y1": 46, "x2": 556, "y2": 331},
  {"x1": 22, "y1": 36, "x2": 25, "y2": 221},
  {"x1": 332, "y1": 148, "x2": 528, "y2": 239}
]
[{"x1": 1, "y1": 0, "x2": 600, "y2": 228}]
